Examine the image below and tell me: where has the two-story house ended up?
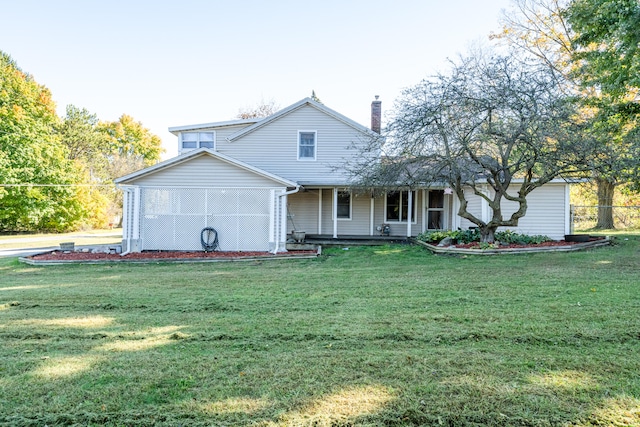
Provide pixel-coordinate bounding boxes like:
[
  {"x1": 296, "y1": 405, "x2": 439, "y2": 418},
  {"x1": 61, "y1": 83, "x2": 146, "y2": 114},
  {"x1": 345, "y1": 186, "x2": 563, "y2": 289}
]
[{"x1": 115, "y1": 97, "x2": 572, "y2": 253}]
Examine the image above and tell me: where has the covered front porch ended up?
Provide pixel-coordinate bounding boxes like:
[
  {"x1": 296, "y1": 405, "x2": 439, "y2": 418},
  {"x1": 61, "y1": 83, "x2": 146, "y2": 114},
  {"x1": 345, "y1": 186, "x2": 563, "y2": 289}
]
[{"x1": 285, "y1": 187, "x2": 458, "y2": 239}]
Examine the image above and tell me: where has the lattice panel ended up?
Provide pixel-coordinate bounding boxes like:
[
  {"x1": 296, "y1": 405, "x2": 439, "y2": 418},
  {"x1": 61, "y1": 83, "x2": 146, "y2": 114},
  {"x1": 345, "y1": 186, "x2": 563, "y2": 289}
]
[{"x1": 140, "y1": 187, "x2": 274, "y2": 252}]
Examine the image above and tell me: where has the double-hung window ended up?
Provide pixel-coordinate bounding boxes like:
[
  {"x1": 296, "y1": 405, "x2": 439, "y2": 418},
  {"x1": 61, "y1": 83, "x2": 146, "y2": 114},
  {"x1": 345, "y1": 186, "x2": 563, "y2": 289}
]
[
  {"x1": 385, "y1": 190, "x2": 417, "y2": 223},
  {"x1": 181, "y1": 132, "x2": 215, "y2": 150},
  {"x1": 336, "y1": 190, "x2": 352, "y2": 220},
  {"x1": 298, "y1": 131, "x2": 316, "y2": 160}
]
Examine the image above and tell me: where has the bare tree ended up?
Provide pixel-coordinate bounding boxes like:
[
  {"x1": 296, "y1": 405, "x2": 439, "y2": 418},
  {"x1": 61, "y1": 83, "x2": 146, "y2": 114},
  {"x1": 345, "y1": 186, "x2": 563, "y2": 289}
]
[
  {"x1": 236, "y1": 98, "x2": 280, "y2": 119},
  {"x1": 349, "y1": 50, "x2": 595, "y2": 242},
  {"x1": 491, "y1": 0, "x2": 575, "y2": 82}
]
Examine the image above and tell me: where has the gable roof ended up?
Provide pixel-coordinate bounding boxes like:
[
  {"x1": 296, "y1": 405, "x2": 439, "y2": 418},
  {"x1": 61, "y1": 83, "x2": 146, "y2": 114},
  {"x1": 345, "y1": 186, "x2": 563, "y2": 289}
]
[
  {"x1": 167, "y1": 118, "x2": 258, "y2": 135},
  {"x1": 226, "y1": 97, "x2": 377, "y2": 142},
  {"x1": 115, "y1": 148, "x2": 298, "y2": 187}
]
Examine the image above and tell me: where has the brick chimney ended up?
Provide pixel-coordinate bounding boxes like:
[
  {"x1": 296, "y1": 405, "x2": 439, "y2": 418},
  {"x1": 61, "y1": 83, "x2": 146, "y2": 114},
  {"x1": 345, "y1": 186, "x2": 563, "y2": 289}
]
[{"x1": 371, "y1": 96, "x2": 381, "y2": 134}]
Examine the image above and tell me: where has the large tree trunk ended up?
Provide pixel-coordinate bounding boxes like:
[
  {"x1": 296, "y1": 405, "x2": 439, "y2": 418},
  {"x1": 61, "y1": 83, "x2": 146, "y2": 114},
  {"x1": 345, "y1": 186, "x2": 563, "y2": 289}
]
[
  {"x1": 479, "y1": 226, "x2": 496, "y2": 243},
  {"x1": 595, "y1": 177, "x2": 616, "y2": 229}
]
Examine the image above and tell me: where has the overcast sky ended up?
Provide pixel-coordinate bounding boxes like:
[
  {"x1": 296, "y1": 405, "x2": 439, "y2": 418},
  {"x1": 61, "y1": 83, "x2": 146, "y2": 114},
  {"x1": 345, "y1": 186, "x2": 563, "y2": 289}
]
[{"x1": 2, "y1": 0, "x2": 512, "y2": 158}]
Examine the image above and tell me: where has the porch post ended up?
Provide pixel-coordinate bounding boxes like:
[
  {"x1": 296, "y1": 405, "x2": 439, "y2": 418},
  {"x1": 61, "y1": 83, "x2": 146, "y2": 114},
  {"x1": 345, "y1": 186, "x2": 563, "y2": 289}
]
[
  {"x1": 406, "y1": 189, "x2": 413, "y2": 237},
  {"x1": 332, "y1": 187, "x2": 338, "y2": 238},
  {"x1": 370, "y1": 196, "x2": 375, "y2": 236},
  {"x1": 444, "y1": 193, "x2": 450, "y2": 230},
  {"x1": 421, "y1": 189, "x2": 427, "y2": 232},
  {"x1": 565, "y1": 183, "x2": 572, "y2": 235},
  {"x1": 452, "y1": 192, "x2": 461, "y2": 230},
  {"x1": 318, "y1": 189, "x2": 322, "y2": 234}
]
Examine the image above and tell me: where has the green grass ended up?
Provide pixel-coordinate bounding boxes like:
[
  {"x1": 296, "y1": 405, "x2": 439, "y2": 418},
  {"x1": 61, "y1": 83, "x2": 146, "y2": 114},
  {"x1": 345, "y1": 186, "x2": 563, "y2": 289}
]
[{"x1": 1, "y1": 235, "x2": 639, "y2": 426}]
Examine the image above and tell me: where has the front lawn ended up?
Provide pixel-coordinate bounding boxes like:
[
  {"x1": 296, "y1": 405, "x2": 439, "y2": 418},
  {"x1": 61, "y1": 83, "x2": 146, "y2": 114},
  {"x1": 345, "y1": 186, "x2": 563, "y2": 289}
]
[{"x1": 1, "y1": 235, "x2": 639, "y2": 426}]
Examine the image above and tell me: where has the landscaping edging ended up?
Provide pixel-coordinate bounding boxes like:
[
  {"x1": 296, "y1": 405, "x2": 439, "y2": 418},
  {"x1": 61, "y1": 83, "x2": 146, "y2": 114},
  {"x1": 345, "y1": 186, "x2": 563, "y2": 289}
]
[
  {"x1": 413, "y1": 236, "x2": 612, "y2": 255},
  {"x1": 19, "y1": 247, "x2": 321, "y2": 266}
]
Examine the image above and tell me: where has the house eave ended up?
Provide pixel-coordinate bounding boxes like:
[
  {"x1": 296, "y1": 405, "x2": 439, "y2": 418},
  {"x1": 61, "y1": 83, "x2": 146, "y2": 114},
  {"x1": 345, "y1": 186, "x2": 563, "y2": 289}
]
[{"x1": 168, "y1": 119, "x2": 258, "y2": 135}]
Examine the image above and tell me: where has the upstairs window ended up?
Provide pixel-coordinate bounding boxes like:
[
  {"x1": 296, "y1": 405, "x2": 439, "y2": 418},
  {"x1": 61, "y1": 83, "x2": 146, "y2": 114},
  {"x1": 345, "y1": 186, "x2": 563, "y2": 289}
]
[
  {"x1": 298, "y1": 131, "x2": 316, "y2": 160},
  {"x1": 385, "y1": 190, "x2": 417, "y2": 223},
  {"x1": 181, "y1": 132, "x2": 215, "y2": 150}
]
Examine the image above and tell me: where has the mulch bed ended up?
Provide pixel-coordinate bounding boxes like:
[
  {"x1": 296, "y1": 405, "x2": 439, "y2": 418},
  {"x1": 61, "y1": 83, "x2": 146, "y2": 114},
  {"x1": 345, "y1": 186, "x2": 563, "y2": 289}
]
[
  {"x1": 416, "y1": 236, "x2": 611, "y2": 255},
  {"x1": 28, "y1": 250, "x2": 318, "y2": 262},
  {"x1": 449, "y1": 237, "x2": 605, "y2": 250}
]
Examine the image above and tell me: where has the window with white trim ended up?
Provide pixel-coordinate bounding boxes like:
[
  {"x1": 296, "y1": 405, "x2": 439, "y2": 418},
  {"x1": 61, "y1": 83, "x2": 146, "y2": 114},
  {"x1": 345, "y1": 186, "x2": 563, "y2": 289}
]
[
  {"x1": 181, "y1": 132, "x2": 215, "y2": 150},
  {"x1": 385, "y1": 190, "x2": 417, "y2": 223},
  {"x1": 298, "y1": 131, "x2": 316, "y2": 160},
  {"x1": 336, "y1": 190, "x2": 352, "y2": 220}
]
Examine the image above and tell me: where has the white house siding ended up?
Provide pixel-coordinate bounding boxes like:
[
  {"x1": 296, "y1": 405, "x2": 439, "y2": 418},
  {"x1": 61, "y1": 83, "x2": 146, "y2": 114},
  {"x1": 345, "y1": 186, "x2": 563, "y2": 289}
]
[
  {"x1": 285, "y1": 189, "x2": 373, "y2": 236},
  {"x1": 349, "y1": 193, "x2": 375, "y2": 235},
  {"x1": 496, "y1": 184, "x2": 567, "y2": 240},
  {"x1": 287, "y1": 190, "x2": 320, "y2": 233},
  {"x1": 320, "y1": 190, "x2": 372, "y2": 235},
  {"x1": 459, "y1": 187, "x2": 484, "y2": 230},
  {"x1": 320, "y1": 189, "x2": 333, "y2": 233},
  {"x1": 218, "y1": 104, "x2": 368, "y2": 185},
  {"x1": 125, "y1": 154, "x2": 283, "y2": 188},
  {"x1": 458, "y1": 184, "x2": 568, "y2": 240}
]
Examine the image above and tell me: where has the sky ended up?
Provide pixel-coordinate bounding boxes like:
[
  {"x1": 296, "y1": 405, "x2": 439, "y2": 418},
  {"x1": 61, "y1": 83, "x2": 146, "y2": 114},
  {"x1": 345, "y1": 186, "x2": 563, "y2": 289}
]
[{"x1": 2, "y1": 0, "x2": 513, "y2": 158}]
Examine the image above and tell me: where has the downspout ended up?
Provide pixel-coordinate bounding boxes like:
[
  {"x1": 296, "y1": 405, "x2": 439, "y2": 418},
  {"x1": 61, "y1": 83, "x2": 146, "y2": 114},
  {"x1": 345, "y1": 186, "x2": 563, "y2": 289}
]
[{"x1": 271, "y1": 186, "x2": 301, "y2": 254}]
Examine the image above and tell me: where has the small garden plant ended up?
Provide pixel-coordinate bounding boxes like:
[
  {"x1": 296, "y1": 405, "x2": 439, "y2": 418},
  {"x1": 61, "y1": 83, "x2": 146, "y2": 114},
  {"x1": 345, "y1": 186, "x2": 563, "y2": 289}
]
[{"x1": 417, "y1": 229, "x2": 552, "y2": 247}]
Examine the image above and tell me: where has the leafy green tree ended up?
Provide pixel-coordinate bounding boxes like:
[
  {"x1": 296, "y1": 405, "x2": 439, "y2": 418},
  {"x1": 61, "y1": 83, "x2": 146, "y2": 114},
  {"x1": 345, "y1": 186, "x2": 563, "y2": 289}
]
[
  {"x1": 493, "y1": 0, "x2": 640, "y2": 229},
  {"x1": 567, "y1": 0, "x2": 640, "y2": 226},
  {"x1": 101, "y1": 114, "x2": 163, "y2": 169},
  {"x1": 58, "y1": 110, "x2": 163, "y2": 228},
  {"x1": 58, "y1": 105, "x2": 109, "y2": 163},
  {"x1": 0, "y1": 51, "x2": 87, "y2": 231},
  {"x1": 568, "y1": 0, "x2": 640, "y2": 103},
  {"x1": 99, "y1": 114, "x2": 163, "y2": 227},
  {"x1": 57, "y1": 105, "x2": 112, "y2": 228}
]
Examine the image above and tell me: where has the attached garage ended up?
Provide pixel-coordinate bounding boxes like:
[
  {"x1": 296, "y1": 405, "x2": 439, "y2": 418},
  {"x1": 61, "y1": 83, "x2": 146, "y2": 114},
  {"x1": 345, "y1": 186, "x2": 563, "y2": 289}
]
[{"x1": 116, "y1": 149, "x2": 298, "y2": 253}]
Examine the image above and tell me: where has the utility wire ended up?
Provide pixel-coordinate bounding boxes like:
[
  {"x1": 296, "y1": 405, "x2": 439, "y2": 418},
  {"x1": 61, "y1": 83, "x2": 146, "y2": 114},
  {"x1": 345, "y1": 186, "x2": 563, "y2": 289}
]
[{"x1": 0, "y1": 183, "x2": 117, "y2": 187}]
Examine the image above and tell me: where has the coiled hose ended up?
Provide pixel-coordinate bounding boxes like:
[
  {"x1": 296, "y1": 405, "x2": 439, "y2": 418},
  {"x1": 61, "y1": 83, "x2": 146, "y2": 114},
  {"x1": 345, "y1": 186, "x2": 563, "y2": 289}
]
[{"x1": 201, "y1": 227, "x2": 219, "y2": 252}]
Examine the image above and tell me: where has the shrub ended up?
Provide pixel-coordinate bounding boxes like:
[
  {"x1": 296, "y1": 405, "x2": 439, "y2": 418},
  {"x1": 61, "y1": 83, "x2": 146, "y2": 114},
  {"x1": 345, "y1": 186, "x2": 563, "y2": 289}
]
[
  {"x1": 416, "y1": 229, "x2": 480, "y2": 244},
  {"x1": 495, "y1": 230, "x2": 551, "y2": 245},
  {"x1": 416, "y1": 230, "x2": 451, "y2": 243},
  {"x1": 417, "y1": 229, "x2": 550, "y2": 245}
]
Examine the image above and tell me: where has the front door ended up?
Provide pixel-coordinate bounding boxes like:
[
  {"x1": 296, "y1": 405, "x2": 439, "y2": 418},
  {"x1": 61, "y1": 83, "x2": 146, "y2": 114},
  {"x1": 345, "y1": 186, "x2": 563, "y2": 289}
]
[{"x1": 426, "y1": 190, "x2": 445, "y2": 230}]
